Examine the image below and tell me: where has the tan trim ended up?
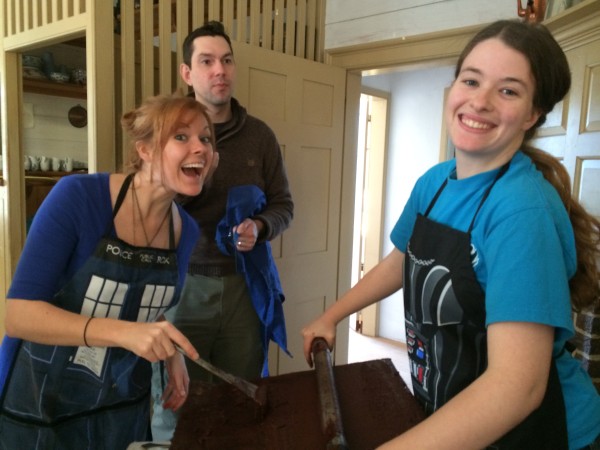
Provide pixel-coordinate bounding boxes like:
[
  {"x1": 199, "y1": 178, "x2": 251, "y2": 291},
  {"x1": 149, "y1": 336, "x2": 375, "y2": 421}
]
[
  {"x1": 324, "y1": 24, "x2": 480, "y2": 73},
  {"x1": 545, "y1": 0, "x2": 600, "y2": 50}
]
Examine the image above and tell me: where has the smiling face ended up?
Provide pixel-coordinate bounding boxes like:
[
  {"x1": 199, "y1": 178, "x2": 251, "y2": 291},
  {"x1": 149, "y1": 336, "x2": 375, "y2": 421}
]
[
  {"x1": 445, "y1": 38, "x2": 541, "y2": 177},
  {"x1": 180, "y1": 35, "x2": 236, "y2": 111},
  {"x1": 150, "y1": 111, "x2": 215, "y2": 197}
]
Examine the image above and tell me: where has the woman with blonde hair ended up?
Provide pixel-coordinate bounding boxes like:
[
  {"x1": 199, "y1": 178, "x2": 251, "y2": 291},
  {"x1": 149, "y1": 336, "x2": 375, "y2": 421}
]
[{"x1": 0, "y1": 93, "x2": 217, "y2": 449}]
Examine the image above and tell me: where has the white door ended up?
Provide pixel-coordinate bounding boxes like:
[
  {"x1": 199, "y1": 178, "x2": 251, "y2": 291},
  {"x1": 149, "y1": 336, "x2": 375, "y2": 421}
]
[
  {"x1": 232, "y1": 42, "x2": 349, "y2": 375},
  {"x1": 564, "y1": 38, "x2": 600, "y2": 219}
]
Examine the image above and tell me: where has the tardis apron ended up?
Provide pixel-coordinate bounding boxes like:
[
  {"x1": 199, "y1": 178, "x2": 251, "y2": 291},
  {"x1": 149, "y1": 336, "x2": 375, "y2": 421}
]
[
  {"x1": 0, "y1": 174, "x2": 179, "y2": 450},
  {"x1": 403, "y1": 162, "x2": 568, "y2": 449}
]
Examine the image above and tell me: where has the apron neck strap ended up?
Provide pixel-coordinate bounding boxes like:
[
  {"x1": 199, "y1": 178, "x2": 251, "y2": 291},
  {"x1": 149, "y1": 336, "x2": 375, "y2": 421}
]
[
  {"x1": 113, "y1": 173, "x2": 135, "y2": 219},
  {"x1": 111, "y1": 173, "x2": 176, "y2": 249},
  {"x1": 424, "y1": 160, "x2": 512, "y2": 233}
]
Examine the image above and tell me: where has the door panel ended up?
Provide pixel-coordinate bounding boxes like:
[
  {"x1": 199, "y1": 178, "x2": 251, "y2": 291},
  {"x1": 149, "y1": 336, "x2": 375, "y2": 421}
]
[
  {"x1": 232, "y1": 42, "x2": 347, "y2": 375},
  {"x1": 569, "y1": 40, "x2": 600, "y2": 214}
]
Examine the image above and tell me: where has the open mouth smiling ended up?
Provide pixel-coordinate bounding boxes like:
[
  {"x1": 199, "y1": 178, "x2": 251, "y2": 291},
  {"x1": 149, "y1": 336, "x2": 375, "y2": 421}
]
[
  {"x1": 460, "y1": 115, "x2": 493, "y2": 130},
  {"x1": 182, "y1": 162, "x2": 205, "y2": 177}
]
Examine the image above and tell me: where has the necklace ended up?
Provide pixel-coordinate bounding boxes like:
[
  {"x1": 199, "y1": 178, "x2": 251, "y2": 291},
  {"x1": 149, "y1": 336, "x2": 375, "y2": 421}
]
[{"x1": 131, "y1": 178, "x2": 171, "y2": 247}]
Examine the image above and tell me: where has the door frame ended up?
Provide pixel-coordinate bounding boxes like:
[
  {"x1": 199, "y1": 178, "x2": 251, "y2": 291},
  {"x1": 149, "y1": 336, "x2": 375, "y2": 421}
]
[{"x1": 351, "y1": 88, "x2": 389, "y2": 337}]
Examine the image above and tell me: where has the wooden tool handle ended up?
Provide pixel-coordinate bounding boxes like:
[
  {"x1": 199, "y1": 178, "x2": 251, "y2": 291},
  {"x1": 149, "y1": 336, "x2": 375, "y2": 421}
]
[{"x1": 311, "y1": 337, "x2": 349, "y2": 450}]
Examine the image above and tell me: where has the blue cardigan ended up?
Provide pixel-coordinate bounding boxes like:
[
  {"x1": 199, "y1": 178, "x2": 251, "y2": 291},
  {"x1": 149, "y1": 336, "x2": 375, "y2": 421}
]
[{"x1": 0, "y1": 173, "x2": 200, "y2": 395}]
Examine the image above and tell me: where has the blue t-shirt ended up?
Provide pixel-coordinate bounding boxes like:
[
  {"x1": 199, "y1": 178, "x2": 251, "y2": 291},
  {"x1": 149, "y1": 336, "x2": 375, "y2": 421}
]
[
  {"x1": 391, "y1": 151, "x2": 600, "y2": 449},
  {"x1": 7, "y1": 172, "x2": 199, "y2": 303}
]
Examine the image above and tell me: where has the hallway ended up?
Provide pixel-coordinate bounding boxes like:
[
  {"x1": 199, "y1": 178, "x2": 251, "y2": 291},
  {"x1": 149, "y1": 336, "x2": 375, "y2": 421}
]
[{"x1": 346, "y1": 328, "x2": 411, "y2": 388}]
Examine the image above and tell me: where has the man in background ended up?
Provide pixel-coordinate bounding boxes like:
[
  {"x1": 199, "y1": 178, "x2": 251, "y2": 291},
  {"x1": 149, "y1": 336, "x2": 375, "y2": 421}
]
[{"x1": 151, "y1": 21, "x2": 294, "y2": 441}]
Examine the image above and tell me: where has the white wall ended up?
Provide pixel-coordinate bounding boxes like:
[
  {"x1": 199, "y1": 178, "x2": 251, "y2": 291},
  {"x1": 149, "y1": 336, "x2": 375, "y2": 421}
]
[
  {"x1": 325, "y1": 0, "x2": 515, "y2": 49},
  {"x1": 361, "y1": 65, "x2": 455, "y2": 341},
  {"x1": 23, "y1": 93, "x2": 88, "y2": 168}
]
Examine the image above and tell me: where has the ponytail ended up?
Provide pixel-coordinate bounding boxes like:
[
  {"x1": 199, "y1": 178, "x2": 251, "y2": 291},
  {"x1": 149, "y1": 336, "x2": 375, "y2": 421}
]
[{"x1": 522, "y1": 145, "x2": 600, "y2": 311}]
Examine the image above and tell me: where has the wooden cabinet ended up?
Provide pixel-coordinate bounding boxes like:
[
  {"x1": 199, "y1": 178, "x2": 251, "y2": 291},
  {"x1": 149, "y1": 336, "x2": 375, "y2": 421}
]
[
  {"x1": 21, "y1": 44, "x2": 89, "y2": 221},
  {"x1": 22, "y1": 39, "x2": 87, "y2": 100},
  {"x1": 24, "y1": 176, "x2": 56, "y2": 228}
]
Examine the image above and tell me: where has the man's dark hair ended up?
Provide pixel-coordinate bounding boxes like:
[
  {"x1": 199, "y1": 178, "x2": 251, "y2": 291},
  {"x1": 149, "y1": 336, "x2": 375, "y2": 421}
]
[{"x1": 182, "y1": 21, "x2": 233, "y2": 66}]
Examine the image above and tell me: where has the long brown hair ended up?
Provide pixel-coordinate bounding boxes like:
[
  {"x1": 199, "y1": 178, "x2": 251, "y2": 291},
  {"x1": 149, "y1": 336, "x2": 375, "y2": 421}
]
[{"x1": 456, "y1": 20, "x2": 600, "y2": 311}]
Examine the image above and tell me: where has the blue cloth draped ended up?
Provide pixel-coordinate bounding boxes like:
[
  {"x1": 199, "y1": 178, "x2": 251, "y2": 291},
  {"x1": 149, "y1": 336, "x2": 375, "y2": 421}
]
[{"x1": 216, "y1": 185, "x2": 291, "y2": 376}]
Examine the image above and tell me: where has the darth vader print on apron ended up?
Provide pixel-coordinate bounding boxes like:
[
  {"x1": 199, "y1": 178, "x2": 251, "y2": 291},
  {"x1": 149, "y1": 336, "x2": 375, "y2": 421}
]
[
  {"x1": 403, "y1": 161, "x2": 568, "y2": 449},
  {"x1": 0, "y1": 174, "x2": 179, "y2": 450}
]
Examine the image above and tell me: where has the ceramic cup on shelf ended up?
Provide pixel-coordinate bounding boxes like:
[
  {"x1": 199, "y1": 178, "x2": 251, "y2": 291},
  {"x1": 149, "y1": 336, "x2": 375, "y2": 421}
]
[
  {"x1": 24, "y1": 156, "x2": 31, "y2": 171},
  {"x1": 52, "y1": 157, "x2": 61, "y2": 172},
  {"x1": 39, "y1": 156, "x2": 50, "y2": 171},
  {"x1": 29, "y1": 156, "x2": 40, "y2": 171},
  {"x1": 63, "y1": 157, "x2": 73, "y2": 172}
]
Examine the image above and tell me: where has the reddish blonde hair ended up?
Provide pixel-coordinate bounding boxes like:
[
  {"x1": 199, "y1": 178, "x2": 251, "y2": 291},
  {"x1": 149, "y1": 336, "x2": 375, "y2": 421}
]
[{"x1": 121, "y1": 93, "x2": 215, "y2": 172}]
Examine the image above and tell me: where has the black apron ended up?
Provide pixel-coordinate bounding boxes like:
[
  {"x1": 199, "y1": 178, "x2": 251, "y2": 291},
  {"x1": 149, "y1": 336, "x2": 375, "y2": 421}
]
[
  {"x1": 0, "y1": 174, "x2": 178, "y2": 450},
  {"x1": 403, "y1": 163, "x2": 568, "y2": 449}
]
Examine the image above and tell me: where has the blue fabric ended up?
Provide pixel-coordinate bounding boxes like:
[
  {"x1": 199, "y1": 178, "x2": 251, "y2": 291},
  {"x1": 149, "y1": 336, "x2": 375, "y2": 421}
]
[
  {"x1": 216, "y1": 185, "x2": 290, "y2": 376},
  {"x1": 390, "y1": 151, "x2": 600, "y2": 450}
]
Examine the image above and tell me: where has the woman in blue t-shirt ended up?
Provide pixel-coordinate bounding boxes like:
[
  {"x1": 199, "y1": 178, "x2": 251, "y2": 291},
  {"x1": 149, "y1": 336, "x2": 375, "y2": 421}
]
[
  {"x1": 302, "y1": 20, "x2": 600, "y2": 450},
  {"x1": 0, "y1": 94, "x2": 217, "y2": 449}
]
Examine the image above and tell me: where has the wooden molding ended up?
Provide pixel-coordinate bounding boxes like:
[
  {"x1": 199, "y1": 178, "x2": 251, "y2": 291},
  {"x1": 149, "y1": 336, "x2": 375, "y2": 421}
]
[{"x1": 324, "y1": 25, "x2": 479, "y2": 73}]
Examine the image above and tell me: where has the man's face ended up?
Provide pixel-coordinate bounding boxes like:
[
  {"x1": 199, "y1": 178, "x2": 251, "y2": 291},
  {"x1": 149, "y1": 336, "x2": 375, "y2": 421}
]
[{"x1": 180, "y1": 35, "x2": 236, "y2": 108}]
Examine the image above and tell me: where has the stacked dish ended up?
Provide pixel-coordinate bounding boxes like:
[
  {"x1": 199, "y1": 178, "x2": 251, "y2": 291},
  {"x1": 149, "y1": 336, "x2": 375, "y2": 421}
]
[
  {"x1": 71, "y1": 68, "x2": 86, "y2": 85},
  {"x1": 49, "y1": 72, "x2": 70, "y2": 83},
  {"x1": 22, "y1": 54, "x2": 46, "y2": 79},
  {"x1": 23, "y1": 54, "x2": 42, "y2": 69}
]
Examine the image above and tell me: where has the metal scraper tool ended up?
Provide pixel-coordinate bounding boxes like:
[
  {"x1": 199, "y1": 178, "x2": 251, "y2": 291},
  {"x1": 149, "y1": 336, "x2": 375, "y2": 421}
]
[{"x1": 174, "y1": 344, "x2": 267, "y2": 410}]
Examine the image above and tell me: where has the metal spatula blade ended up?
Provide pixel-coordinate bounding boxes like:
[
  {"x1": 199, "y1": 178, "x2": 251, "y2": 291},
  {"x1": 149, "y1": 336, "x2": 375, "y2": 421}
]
[{"x1": 174, "y1": 344, "x2": 267, "y2": 409}]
